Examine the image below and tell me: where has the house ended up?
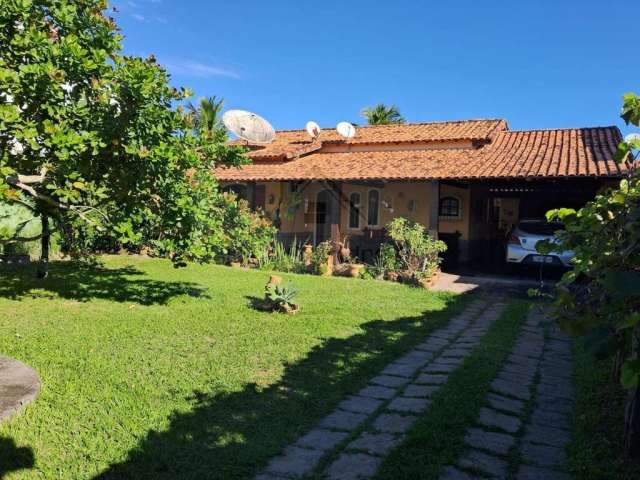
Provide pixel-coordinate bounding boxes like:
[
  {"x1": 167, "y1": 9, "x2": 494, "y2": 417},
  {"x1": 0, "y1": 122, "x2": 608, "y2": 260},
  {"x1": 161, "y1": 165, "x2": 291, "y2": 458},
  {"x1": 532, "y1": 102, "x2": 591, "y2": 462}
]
[{"x1": 215, "y1": 119, "x2": 627, "y2": 267}]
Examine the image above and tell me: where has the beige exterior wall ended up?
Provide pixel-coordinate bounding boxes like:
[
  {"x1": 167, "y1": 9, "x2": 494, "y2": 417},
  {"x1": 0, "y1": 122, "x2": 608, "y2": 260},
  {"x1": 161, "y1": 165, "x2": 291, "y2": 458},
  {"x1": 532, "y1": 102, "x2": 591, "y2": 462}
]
[
  {"x1": 221, "y1": 180, "x2": 474, "y2": 243},
  {"x1": 340, "y1": 182, "x2": 433, "y2": 234},
  {"x1": 438, "y1": 184, "x2": 470, "y2": 239},
  {"x1": 258, "y1": 181, "x2": 436, "y2": 242}
]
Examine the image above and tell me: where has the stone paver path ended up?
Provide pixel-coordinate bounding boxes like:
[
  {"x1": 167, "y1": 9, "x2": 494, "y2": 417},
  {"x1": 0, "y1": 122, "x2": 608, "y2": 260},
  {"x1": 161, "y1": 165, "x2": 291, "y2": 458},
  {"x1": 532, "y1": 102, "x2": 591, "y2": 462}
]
[
  {"x1": 441, "y1": 307, "x2": 575, "y2": 480},
  {"x1": 0, "y1": 356, "x2": 40, "y2": 422},
  {"x1": 256, "y1": 298, "x2": 507, "y2": 480}
]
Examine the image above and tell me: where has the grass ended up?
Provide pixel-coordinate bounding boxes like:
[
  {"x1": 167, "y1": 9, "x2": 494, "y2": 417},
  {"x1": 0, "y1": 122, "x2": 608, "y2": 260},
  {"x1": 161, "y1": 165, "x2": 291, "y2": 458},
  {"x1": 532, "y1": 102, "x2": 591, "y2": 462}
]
[
  {"x1": 0, "y1": 255, "x2": 467, "y2": 479},
  {"x1": 374, "y1": 300, "x2": 530, "y2": 480},
  {"x1": 567, "y1": 342, "x2": 640, "y2": 480}
]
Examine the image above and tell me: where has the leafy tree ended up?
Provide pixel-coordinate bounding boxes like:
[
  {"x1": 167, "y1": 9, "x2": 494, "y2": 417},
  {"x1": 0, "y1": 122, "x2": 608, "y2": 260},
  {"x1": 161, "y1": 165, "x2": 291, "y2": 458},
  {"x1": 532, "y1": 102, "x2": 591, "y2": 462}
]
[
  {"x1": 538, "y1": 92, "x2": 640, "y2": 457},
  {"x1": 0, "y1": 0, "x2": 252, "y2": 276},
  {"x1": 360, "y1": 103, "x2": 406, "y2": 125}
]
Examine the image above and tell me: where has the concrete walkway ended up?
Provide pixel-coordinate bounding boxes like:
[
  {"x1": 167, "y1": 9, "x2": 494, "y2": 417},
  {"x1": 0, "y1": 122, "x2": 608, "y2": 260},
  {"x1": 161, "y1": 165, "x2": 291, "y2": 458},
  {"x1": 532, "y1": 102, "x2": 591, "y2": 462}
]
[
  {"x1": 431, "y1": 272, "x2": 542, "y2": 295},
  {"x1": 0, "y1": 356, "x2": 40, "y2": 422},
  {"x1": 441, "y1": 307, "x2": 574, "y2": 480},
  {"x1": 257, "y1": 298, "x2": 507, "y2": 480}
]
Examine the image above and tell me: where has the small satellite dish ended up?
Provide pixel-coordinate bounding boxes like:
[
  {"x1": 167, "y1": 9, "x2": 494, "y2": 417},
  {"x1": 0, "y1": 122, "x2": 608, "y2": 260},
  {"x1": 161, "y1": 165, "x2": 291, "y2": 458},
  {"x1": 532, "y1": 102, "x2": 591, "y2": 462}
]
[
  {"x1": 336, "y1": 121, "x2": 356, "y2": 139},
  {"x1": 306, "y1": 121, "x2": 321, "y2": 140},
  {"x1": 222, "y1": 110, "x2": 275, "y2": 144}
]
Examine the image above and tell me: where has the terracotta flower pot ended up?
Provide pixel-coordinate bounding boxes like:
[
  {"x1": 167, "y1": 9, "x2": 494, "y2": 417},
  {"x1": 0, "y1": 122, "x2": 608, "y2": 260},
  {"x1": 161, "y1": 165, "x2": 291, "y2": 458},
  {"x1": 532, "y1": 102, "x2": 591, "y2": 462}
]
[
  {"x1": 386, "y1": 271, "x2": 399, "y2": 282},
  {"x1": 349, "y1": 264, "x2": 365, "y2": 278},
  {"x1": 303, "y1": 244, "x2": 313, "y2": 266}
]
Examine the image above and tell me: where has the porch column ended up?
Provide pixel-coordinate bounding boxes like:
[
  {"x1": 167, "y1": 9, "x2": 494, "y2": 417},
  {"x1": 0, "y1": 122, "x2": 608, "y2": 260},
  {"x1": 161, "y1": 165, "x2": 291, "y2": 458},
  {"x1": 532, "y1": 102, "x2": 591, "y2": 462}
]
[
  {"x1": 428, "y1": 180, "x2": 439, "y2": 239},
  {"x1": 330, "y1": 182, "x2": 342, "y2": 265}
]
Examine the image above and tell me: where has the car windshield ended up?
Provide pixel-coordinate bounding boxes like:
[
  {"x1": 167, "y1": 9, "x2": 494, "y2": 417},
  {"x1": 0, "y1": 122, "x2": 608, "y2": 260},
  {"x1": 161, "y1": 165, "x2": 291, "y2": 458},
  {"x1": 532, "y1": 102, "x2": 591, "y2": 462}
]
[{"x1": 518, "y1": 221, "x2": 564, "y2": 236}]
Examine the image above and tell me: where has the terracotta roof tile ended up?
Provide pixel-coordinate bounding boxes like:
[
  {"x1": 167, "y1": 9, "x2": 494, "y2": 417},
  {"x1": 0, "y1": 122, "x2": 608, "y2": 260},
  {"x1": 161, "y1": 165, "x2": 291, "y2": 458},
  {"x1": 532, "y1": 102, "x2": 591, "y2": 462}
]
[
  {"x1": 234, "y1": 119, "x2": 507, "y2": 161},
  {"x1": 217, "y1": 125, "x2": 628, "y2": 182}
]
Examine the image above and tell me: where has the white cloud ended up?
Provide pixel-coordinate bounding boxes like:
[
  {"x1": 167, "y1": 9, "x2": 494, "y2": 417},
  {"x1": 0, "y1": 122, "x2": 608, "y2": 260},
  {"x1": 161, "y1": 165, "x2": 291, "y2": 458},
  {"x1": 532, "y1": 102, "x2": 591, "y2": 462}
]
[
  {"x1": 164, "y1": 60, "x2": 241, "y2": 79},
  {"x1": 155, "y1": 16, "x2": 168, "y2": 24},
  {"x1": 132, "y1": 13, "x2": 146, "y2": 22}
]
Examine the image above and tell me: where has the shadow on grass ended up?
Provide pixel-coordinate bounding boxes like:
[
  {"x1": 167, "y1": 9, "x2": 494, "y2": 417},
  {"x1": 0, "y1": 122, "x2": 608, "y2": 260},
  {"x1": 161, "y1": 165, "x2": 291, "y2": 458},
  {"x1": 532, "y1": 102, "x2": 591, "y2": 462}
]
[
  {"x1": 94, "y1": 293, "x2": 470, "y2": 479},
  {"x1": 0, "y1": 262, "x2": 208, "y2": 305},
  {"x1": 0, "y1": 436, "x2": 34, "y2": 478}
]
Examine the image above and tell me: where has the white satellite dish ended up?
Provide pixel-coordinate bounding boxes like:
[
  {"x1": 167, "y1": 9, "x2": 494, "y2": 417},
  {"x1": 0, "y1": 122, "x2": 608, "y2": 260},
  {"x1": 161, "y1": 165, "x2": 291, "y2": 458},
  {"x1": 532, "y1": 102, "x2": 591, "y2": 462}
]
[
  {"x1": 306, "y1": 121, "x2": 321, "y2": 140},
  {"x1": 222, "y1": 110, "x2": 275, "y2": 144},
  {"x1": 336, "y1": 121, "x2": 356, "y2": 139}
]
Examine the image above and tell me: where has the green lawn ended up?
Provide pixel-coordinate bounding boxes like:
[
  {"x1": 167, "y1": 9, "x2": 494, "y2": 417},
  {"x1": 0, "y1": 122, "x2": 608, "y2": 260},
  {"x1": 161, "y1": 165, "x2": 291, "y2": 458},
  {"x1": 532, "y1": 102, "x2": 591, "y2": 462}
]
[
  {"x1": 0, "y1": 256, "x2": 466, "y2": 479},
  {"x1": 567, "y1": 342, "x2": 640, "y2": 480}
]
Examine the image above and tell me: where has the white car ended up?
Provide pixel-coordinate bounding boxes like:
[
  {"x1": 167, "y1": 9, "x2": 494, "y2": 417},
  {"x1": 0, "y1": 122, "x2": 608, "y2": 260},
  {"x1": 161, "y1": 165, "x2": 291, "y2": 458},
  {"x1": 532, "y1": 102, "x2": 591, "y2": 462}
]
[{"x1": 506, "y1": 219, "x2": 574, "y2": 267}]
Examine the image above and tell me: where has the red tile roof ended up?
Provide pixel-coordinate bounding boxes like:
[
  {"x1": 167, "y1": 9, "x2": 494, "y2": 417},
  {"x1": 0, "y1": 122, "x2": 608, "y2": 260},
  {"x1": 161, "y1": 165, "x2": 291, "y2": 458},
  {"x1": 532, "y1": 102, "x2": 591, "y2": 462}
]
[
  {"x1": 217, "y1": 123, "x2": 628, "y2": 181},
  {"x1": 235, "y1": 119, "x2": 507, "y2": 161},
  {"x1": 471, "y1": 127, "x2": 625, "y2": 178}
]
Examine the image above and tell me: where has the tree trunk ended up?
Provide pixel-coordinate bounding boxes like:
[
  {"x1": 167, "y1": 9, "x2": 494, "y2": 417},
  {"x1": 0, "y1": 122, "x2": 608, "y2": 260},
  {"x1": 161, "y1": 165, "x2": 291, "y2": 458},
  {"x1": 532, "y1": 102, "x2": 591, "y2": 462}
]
[
  {"x1": 36, "y1": 214, "x2": 50, "y2": 279},
  {"x1": 624, "y1": 322, "x2": 640, "y2": 458}
]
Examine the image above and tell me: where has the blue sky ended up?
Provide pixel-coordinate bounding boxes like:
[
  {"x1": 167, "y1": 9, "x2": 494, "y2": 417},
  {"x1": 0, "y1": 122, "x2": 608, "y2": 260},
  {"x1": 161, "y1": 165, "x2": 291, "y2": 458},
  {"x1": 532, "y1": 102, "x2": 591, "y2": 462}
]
[{"x1": 112, "y1": 0, "x2": 639, "y2": 134}]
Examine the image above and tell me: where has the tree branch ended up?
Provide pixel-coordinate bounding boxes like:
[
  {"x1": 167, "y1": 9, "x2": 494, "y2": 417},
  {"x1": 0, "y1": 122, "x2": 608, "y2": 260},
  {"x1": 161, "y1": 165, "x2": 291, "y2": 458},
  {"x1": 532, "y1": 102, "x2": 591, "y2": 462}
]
[
  {"x1": 0, "y1": 233, "x2": 43, "y2": 245},
  {"x1": 17, "y1": 166, "x2": 48, "y2": 184},
  {"x1": 6, "y1": 176, "x2": 68, "y2": 211}
]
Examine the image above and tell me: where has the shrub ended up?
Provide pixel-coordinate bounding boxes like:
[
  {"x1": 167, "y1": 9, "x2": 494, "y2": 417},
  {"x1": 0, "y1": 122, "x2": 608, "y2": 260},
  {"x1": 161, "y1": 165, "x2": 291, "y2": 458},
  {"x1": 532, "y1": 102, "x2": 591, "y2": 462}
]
[
  {"x1": 386, "y1": 217, "x2": 446, "y2": 280},
  {"x1": 311, "y1": 240, "x2": 333, "y2": 274},
  {"x1": 221, "y1": 196, "x2": 276, "y2": 266},
  {"x1": 257, "y1": 238, "x2": 306, "y2": 273},
  {"x1": 265, "y1": 282, "x2": 299, "y2": 313}
]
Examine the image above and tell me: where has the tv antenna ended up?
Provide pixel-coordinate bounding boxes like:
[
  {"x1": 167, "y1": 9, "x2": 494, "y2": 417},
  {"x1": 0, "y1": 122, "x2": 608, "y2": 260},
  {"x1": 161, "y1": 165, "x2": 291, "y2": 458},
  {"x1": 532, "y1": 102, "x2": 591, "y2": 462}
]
[
  {"x1": 336, "y1": 121, "x2": 356, "y2": 139},
  {"x1": 222, "y1": 110, "x2": 275, "y2": 144},
  {"x1": 306, "y1": 121, "x2": 321, "y2": 141}
]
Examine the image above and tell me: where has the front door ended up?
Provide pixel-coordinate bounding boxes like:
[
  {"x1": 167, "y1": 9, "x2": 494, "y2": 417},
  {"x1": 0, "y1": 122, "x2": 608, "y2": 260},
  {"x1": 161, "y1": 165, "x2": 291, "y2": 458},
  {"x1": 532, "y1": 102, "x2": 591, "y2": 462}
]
[{"x1": 315, "y1": 189, "x2": 338, "y2": 245}]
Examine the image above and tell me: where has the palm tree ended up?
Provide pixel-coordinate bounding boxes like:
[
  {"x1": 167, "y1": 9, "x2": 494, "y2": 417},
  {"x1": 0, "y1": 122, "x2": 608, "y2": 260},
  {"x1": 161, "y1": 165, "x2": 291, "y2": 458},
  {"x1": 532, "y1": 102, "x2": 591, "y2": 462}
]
[
  {"x1": 360, "y1": 103, "x2": 406, "y2": 125},
  {"x1": 188, "y1": 96, "x2": 225, "y2": 139}
]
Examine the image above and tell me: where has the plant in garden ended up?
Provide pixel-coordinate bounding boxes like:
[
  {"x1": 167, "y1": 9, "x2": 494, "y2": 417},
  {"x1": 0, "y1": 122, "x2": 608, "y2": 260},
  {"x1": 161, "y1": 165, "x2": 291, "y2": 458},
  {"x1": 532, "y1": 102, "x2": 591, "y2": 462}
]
[
  {"x1": 365, "y1": 243, "x2": 398, "y2": 279},
  {"x1": 221, "y1": 194, "x2": 275, "y2": 265},
  {"x1": 264, "y1": 281, "x2": 299, "y2": 314},
  {"x1": 257, "y1": 238, "x2": 306, "y2": 273},
  {"x1": 386, "y1": 217, "x2": 446, "y2": 281},
  {"x1": 0, "y1": 0, "x2": 255, "y2": 276},
  {"x1": 311, "y1": 240, "x2": 333, "y2": 275},
  {"x1": 538, "y1": 92, "x2": 640, "y2": 457}
]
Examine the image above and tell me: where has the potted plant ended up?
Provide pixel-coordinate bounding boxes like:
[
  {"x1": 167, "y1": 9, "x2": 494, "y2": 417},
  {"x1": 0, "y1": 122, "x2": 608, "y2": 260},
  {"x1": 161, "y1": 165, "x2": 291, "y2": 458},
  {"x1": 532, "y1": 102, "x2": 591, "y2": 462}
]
[
  {"x1": 311, "y1": 241, "x2": 333, "y2": 276},
  {"x1": 264, "y1": 280, "x2": 300, "y2": 314}
]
